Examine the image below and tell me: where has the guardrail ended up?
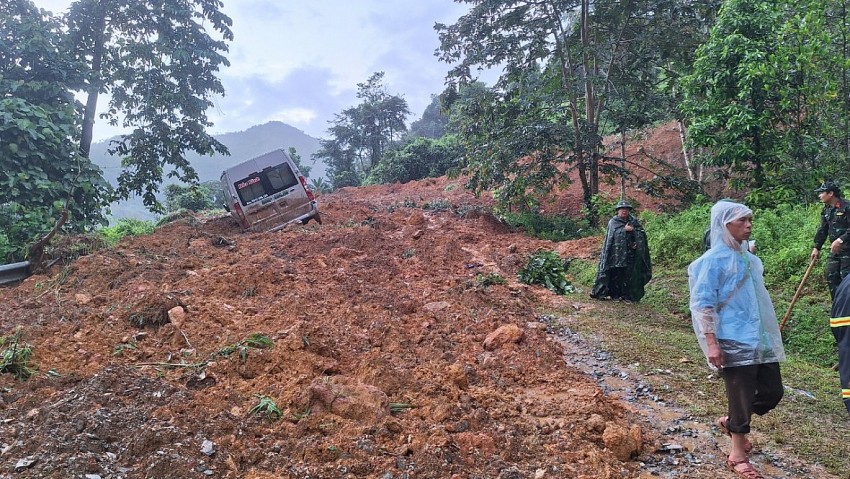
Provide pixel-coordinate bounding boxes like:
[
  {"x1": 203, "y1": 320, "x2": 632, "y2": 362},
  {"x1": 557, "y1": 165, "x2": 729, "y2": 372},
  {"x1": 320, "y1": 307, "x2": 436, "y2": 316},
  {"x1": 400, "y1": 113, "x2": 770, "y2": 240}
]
[{"x1": 0, "y1": 261, "x2": 31, "y2": 286}]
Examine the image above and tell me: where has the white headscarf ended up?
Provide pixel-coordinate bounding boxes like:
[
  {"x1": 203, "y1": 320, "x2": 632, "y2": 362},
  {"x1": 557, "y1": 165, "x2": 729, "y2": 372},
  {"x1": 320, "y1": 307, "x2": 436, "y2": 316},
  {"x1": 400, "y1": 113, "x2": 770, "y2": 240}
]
[{"x1": 709, "y1": 200, "x2": 752, "y2": 251}]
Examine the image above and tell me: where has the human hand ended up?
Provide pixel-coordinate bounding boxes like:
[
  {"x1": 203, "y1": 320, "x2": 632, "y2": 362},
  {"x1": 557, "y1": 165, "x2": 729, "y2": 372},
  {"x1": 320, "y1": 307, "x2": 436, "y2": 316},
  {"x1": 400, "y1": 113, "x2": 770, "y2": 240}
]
[
  {"x1": 625, "y1": 224, "x2": 634, "y2": 232},
  {"x1": 707, "y1": 342, "x2": 723, "y2": 369},
  {"x1": 811, "y1": 248, "x2": 820, "y2": 261},
  {"x1": 831, "y1": 239, "x2": 844, "y2": 254}
]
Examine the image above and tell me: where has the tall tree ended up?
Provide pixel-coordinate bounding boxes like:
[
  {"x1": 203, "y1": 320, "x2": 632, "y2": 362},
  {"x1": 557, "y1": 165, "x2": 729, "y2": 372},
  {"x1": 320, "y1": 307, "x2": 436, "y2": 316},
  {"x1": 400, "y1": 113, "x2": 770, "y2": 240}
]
[
  {"x1": 65, "y1": 0, "x2": 234, "y2": 211},
  {"x1": 0, "y1": 0, "x2": 110, "y2": 262},
  {"x1": 437, "y1": 0, "x2": 700, "y2": 217},
  {"x1": 313, "y1": 72, "x2": 410, "y2": 189}
]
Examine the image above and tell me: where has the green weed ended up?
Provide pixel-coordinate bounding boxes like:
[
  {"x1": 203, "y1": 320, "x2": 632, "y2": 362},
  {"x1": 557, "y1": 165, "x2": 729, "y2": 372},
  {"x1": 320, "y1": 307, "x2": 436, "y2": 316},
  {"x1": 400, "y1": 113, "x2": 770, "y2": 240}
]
[
  {"x1": 218, "y1": 333, "x2": 274, "y2": 361},
  {"x1": 0, "y1": 329, "x2": 37, "y2": 380},
  {"x1": 248, "y1": 394, "x2": 282, "y2": 421}
]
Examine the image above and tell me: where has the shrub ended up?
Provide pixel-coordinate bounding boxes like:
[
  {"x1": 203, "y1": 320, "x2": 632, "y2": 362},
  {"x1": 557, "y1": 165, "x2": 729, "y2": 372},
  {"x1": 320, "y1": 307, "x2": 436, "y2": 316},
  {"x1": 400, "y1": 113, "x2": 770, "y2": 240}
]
[
  {"x1": 98, "y1": 218, "x2": 156, "y2": 246},
  {"x1": 518, "y1": 249, "x2": 574, "y2": 295}
]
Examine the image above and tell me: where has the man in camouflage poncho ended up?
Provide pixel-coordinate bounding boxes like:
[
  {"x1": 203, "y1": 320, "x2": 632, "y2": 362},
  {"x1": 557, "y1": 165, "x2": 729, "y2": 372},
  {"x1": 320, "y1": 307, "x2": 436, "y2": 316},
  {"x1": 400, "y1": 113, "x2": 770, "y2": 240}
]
[{"x1": 590, "y1": 200, "x2": 652, "y2": 302}]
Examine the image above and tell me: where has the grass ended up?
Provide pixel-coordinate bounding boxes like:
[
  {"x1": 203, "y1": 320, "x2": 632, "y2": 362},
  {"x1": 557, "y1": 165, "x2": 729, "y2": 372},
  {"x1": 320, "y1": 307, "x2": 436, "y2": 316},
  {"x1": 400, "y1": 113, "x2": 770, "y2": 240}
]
[{"x1": 560, "y1": 258, "x2": 850, "y2": 475}]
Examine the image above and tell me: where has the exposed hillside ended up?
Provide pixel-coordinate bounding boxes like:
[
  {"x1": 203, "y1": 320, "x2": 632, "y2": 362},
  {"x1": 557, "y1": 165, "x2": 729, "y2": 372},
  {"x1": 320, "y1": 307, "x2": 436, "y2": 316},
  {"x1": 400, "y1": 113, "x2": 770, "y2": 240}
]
[{"x1": 89, "y1": 121, "x2": 323, "y2": 221}]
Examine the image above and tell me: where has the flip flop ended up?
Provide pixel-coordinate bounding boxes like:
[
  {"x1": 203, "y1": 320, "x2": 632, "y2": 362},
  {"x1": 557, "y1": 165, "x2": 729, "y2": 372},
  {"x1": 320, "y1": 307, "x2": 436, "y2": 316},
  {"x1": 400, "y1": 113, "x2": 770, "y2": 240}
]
[
  {"x1": 726, "y1": 457, "x2": 764, "y2": 479},
  {"x1": 715, "y1": 416, "x2": 753, "y2": 453}
]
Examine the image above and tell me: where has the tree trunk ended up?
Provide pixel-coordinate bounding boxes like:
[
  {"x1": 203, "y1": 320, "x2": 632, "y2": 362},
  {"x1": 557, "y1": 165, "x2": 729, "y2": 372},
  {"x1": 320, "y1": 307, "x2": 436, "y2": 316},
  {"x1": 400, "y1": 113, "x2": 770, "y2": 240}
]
[
  {"x1": 79, "y1": 3, "x2": 107, "y2": 159},
  {"x1": 677, "y1": 119, "x2": 694, "y2": 181}
]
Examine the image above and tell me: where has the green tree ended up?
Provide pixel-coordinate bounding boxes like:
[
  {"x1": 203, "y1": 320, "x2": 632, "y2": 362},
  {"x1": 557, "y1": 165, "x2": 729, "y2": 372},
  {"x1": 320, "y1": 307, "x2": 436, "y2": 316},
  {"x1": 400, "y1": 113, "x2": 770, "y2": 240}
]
[
  {"x1": 408, "y1": 94, "x2": 448, "y2": 139},
  {"x1": 163, "y1": 180, "x2": 224, "y2": 212},
  {"x1": 437, "y1": 0, "x2": 705, "y2": 219},
  {"x1": 366, "y1": 135, "x2": 461, "y2": 185},
  {"x1": 287, "y1": 147, "x2": 311, "y2": 178},
  {"x1": 313, "y1": 72, "x2": 410, "y2": 189},
  {"x1": 66, "y1": 0, "x2": 234, "y2": 212},
  {"x1": 0, "y1": 0, "x2": 111, "y2": 262},
  {"x1": 681, "y1": 0, "x2": 841, "y2": 205}
]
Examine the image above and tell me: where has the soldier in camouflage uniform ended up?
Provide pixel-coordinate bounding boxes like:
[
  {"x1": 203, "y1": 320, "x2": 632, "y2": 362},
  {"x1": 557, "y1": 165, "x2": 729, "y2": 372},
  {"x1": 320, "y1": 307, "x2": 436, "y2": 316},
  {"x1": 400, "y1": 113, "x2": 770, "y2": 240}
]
[
  {"x1": 811, "y1": 181, "x2": 850, "y2": 300},
  {"x1": 590, "y1": 200, "x2": 652, "y2": 302}
]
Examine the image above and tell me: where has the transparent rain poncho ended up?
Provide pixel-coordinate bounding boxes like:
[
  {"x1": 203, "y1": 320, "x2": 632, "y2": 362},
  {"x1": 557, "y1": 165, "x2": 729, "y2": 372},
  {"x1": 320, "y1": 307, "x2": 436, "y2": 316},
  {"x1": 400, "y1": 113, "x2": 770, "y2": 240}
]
[{"x1": 687, "y1": 201, "x2": 785, "y2": 368}]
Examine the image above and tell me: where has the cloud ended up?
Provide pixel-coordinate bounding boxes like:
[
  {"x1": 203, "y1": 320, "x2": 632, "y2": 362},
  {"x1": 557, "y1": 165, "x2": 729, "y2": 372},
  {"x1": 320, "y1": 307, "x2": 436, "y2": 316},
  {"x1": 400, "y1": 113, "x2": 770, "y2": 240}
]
[{"x1": 34, "y1": 0, "x2": 473, "y2": 141}]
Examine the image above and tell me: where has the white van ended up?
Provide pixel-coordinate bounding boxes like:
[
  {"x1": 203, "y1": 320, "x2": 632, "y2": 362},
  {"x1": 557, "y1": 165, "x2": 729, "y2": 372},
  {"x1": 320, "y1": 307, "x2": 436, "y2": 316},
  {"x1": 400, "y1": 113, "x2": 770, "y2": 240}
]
[{"x1": 221, "y1": 149, "x2": 321, "y2": 232}]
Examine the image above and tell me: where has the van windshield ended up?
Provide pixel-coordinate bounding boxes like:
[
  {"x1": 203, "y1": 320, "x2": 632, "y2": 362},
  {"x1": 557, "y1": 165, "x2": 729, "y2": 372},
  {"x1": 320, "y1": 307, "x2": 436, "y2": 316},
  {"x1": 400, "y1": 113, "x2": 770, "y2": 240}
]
[{"x1": 234, "y1": 162, "x2": 299, "y2": 205}]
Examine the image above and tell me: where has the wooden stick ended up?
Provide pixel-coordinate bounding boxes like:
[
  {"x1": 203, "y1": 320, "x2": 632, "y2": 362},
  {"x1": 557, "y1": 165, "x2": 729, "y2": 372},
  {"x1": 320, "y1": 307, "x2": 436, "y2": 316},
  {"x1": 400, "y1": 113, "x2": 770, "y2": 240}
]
[{"x1": 780, "y1": 256, "x2": 818, "y2": 331}]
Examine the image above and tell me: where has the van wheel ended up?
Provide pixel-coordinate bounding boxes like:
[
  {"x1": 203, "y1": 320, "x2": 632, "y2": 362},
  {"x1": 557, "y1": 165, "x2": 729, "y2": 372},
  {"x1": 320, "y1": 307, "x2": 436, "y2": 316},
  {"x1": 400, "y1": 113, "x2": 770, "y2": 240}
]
[{"x1": 302, "y1": 213, "x2": 322, "y2": 225}]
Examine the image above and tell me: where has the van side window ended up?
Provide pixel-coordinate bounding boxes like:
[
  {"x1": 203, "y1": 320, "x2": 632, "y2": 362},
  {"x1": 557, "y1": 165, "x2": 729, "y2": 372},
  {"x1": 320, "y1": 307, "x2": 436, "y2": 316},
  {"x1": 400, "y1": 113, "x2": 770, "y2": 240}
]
[{"x1": 233, "y1": 163, "x2": 299, "y2": 206}]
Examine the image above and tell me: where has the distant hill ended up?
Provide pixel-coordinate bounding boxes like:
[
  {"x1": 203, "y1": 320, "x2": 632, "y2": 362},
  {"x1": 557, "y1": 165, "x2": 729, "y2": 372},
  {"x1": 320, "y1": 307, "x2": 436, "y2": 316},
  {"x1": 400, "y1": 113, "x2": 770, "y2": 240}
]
[{"x1": 89, "y1": 121, "x2": 324, "y2": 221}]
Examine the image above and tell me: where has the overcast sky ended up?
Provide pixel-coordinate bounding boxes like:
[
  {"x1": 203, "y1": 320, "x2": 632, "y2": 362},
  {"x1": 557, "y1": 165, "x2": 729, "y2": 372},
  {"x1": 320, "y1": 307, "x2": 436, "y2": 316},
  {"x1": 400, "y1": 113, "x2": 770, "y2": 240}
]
[{"x1": 33, "y1": 0, "x2": 482, "y2": 142}]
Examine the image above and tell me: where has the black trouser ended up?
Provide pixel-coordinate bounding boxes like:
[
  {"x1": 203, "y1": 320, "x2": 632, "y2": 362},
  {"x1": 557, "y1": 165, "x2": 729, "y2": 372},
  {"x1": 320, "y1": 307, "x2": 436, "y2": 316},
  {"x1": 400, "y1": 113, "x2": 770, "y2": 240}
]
[
  {"x1": 607, "y1": 267, "x2": 629, "y2": 300},
  {"x1": 826, "y1": 254, "x2": 850, "y2": 300},
  {"x1": 721, "y1": 363, "x2": 783, "y2": 434},
  {"x1": 832, "y1": 323, "x2": 850, "y2": 414}
]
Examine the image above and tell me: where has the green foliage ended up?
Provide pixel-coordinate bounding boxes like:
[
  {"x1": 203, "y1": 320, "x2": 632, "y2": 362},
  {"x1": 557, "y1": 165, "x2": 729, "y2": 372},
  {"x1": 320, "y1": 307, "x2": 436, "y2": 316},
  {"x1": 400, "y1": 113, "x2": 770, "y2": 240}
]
[
  {"x1": 681, "y1": 0, "x2": 846, "y2": 199},
  {"x1": 164, "y1": 181, "x2": 226, "y2": 213},
  {"x1": 218, "y1": 333, "x2": 274, "y2": 361},
  {"x1": 437, "y1": 1, "x2": 708, "y2": 215},
  {"x1": 500, "y1": 210, "x2": 586, "y2": 242},
  {"x1": 0, "y1": 0, "x2": 111, "y2": 262},
  {"x1": 365, "y1": 135, "x2": 461, "y2": 185},
  {"x1": 389, "y1": 402, "x2": 415, "y2": 414},
  {"x1": 67, "y1": 0, "x2": 234, "y2": 213},
  {"x1": 0, "y1": 328, "x2": 36, "y2": 380},
  {"x1": 475, "y1": 273, "x2": 507, "y2": 287},
  {"x1": 98, "y1": 219, "x2": 156, "y2": 247},
  {"x1": 640, "y1": 201, "x2": 712, "y2": 268},
  {"x1": 248, "y1": 394, "x2": 282, "y2": 421},
  {"x1": 309, "y1": 177, "x2": 332, "y2": 194},
  {"x1": 518, "y1": 250, "x2": 575, "y2": 295}
]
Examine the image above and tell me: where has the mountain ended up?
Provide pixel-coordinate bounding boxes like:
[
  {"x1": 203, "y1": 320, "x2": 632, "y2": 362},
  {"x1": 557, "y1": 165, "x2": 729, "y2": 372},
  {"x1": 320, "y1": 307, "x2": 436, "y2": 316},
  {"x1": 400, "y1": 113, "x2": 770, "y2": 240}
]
[{"x1": 89, "y1": 121, "x2": 324, "y2": 221}]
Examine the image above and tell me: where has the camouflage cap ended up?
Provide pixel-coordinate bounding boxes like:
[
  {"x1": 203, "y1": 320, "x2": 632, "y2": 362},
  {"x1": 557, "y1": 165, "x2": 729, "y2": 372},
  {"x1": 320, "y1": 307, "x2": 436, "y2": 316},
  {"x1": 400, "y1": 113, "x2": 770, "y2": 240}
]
[
  {"x1": 615, "y1": 200, "x2": 632, "y2": 210},
  {"x1": 814, "y1": 181, "x2": 840, "y2": 194}
]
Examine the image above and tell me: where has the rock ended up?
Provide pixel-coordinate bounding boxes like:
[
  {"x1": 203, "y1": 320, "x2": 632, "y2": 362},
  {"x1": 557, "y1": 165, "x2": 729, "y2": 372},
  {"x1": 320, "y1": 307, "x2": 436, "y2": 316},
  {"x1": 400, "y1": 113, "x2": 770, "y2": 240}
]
[
  {"x1": 299, "y1": 376, "x2": 389, "y2": 420},
  {"x1": 483, "y1": 324, "x2": 524, "y2": 351},
  {"x1": 167, "y1": 306, "x2": 186, "y2": 327},
  {"x1": 407, "y1": 212, "x2": 426, "y2": 225},
  {"x1": 602, "y1": 422, "x2": 642, "y2": 461},
  {"x1": 14, "y1": 456, "x2": 36, "y2": 471},
  {"x1": 423, "y1": 301, "x2": 451, "y2": 312},
  {"x1": 201, "y1": 439, "x2": 215, "y2": 456},
  {"x1": 75, "y1": 293, "x2": 92, "y2": 305},
  {"x1": 446, "y1": 363, "x2": 468, "y2": 389},
  {"x1": 587, "y1": 413, "x2": 606, "y2": 432}
]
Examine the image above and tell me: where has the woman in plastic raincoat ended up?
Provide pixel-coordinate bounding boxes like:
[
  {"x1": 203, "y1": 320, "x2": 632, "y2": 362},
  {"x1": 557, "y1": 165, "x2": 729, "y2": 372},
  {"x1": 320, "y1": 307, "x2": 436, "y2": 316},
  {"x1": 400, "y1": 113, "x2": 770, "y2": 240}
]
[{"x1": 688, "y1": 200, "x2": 785, "y2": 479}]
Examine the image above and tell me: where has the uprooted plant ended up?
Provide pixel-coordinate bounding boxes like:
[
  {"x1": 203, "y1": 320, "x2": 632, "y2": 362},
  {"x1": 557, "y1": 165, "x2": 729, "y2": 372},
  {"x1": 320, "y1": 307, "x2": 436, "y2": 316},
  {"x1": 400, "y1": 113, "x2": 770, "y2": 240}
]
[
  {"x1": 218, "y1": 333, "x2": 274, "y2": 361},
  {"x1": 248, "y1": 394, "x2": 282, "y2": 421},
  {"x1": 0, "y1": 328, "x2": 37, "y2": 380},
  {"x1": 518, "y1": 249, "x2": 575, "y2": 295}
]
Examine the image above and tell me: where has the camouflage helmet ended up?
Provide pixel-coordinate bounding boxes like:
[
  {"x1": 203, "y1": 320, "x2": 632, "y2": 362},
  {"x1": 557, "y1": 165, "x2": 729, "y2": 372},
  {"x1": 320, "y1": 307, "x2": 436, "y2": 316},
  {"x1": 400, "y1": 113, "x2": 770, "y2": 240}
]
[{"x1": 614, "y1": 199, "x2": 632, "y2": 210}]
